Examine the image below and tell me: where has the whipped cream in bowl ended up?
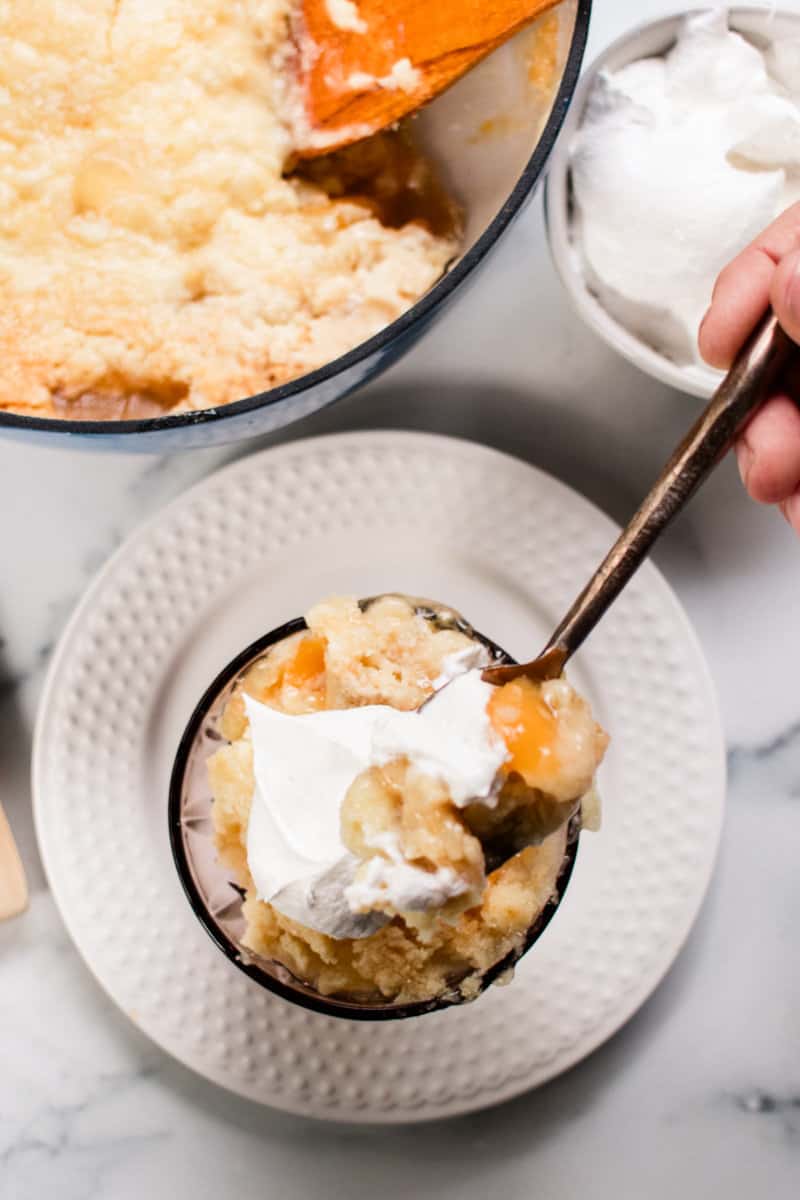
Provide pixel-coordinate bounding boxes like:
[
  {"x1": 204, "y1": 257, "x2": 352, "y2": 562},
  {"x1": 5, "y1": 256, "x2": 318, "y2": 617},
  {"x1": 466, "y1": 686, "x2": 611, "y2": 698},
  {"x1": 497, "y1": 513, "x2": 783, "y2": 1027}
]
[
  {"x1": 545, "y1": 7, "x2": 800, "y2": 398},
  {"x1": 168, "y1": 596, "x2": 599, "y2": 1020}
]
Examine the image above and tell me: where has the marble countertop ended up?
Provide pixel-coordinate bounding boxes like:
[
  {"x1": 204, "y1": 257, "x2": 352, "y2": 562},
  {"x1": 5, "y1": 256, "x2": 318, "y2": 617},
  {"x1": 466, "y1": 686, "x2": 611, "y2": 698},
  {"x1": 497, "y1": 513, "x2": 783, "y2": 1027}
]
[{"x1": 2, "y1": 3, "x2": 798, "y2": 1197}]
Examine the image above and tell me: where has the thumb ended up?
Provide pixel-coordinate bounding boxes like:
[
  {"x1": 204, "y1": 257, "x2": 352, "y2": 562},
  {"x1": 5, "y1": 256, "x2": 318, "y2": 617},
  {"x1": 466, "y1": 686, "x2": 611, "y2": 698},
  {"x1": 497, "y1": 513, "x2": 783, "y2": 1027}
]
[{"x1": 770, "y1": 246, "x2": 800, "y2": 345}]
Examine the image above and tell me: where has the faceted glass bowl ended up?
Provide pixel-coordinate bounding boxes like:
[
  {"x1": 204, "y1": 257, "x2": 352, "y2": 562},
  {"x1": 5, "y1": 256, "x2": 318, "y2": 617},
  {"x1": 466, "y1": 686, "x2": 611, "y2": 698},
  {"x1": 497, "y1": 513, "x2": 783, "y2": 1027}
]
[{"x1": 168, "y1": 600, "x2": 580, "y2": 1020}]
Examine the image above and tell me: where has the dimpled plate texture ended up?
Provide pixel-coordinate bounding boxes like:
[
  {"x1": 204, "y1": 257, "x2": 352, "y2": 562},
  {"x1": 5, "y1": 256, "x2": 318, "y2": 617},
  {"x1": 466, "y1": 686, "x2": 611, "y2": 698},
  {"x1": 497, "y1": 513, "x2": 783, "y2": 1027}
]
[{"x1": 33, "y1": 431, "x2": 725, "y2": 1123}]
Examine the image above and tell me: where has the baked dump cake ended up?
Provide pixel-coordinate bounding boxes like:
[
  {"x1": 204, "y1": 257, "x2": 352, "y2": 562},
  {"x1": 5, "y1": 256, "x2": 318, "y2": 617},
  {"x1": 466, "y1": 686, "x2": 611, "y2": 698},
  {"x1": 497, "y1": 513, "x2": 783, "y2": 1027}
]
[
  {"x1": 209, "y1": 595, "x2": 608, "y2": 1005},
  {"x1": 0, "y1": 2, "x2": 458, "y2": 419}
]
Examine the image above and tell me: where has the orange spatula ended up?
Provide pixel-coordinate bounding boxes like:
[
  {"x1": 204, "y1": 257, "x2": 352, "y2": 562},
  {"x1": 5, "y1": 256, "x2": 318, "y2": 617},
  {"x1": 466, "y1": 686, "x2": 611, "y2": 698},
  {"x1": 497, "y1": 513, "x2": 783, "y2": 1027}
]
[{"x1": 292, "y1": 0, "x2": 561, "y2": 155}]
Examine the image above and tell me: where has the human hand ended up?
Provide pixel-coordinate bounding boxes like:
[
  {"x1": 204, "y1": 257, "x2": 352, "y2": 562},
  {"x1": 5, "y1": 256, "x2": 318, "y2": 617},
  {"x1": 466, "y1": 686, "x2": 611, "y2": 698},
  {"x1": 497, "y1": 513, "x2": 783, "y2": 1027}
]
[{"x1": 699, "y1": 203, "x2": 800, "y2": 535}]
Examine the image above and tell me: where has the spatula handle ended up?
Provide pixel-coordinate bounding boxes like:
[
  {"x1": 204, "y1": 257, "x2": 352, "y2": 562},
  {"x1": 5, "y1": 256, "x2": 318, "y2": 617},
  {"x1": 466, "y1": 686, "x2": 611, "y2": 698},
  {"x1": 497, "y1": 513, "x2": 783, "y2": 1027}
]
[
  {"x1": 0, "y1": 799, "x2": 28, "y2": 920},
  {"x1": 544, "y1": 313, "x2": 794, "y2": 663}
]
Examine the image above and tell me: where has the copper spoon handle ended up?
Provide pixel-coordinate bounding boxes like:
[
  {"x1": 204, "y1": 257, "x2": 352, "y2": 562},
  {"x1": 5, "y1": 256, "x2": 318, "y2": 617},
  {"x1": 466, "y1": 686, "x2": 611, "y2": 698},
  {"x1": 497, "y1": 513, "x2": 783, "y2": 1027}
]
[{"x1": 484, "y1": 313, "x2": 794, "y2": 685}]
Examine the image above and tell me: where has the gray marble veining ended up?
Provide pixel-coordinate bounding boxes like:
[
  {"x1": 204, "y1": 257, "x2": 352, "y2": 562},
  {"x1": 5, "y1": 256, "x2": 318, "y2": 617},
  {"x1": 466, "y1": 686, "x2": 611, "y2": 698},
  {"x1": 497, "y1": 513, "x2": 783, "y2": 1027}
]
[{"x1": 1, "y1": 2, "x2": 798, "y2": 1196}]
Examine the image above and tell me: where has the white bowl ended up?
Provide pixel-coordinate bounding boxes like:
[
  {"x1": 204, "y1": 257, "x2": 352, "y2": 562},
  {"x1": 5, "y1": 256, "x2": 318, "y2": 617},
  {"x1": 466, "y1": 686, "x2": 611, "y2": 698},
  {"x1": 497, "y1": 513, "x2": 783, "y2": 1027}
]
[{"x1": 544, "y1": 6, "x2": 799, "y2": 399}]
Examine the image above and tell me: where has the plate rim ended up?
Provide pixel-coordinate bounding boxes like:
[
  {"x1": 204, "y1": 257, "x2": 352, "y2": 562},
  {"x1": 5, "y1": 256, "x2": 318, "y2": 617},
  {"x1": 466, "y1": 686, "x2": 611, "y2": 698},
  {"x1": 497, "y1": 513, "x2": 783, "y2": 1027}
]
[{"x1": 32, "y1": 429, "x2": 727, "y2": 1122}]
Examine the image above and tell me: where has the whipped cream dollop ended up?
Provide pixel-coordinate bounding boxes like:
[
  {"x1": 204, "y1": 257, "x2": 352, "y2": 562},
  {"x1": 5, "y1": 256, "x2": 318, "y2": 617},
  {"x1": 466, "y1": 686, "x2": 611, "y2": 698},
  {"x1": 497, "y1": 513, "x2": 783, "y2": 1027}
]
[
  {"x1": 570, "y1": 9, "x2": 800, "y2": 366},
  {"x1": 244, "y1": 660, "x2": 507, "y2": 938},
  {"x1": 344, "y1": 832, "x2": 467, "y2": 917}
]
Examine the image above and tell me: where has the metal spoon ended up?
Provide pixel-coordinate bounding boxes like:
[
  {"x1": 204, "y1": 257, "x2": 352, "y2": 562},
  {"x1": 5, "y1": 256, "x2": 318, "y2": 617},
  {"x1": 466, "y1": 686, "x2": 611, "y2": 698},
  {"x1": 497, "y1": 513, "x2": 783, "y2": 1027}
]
[{"x1": 483, "y1": 312, "x2": 793, "y2": 689}]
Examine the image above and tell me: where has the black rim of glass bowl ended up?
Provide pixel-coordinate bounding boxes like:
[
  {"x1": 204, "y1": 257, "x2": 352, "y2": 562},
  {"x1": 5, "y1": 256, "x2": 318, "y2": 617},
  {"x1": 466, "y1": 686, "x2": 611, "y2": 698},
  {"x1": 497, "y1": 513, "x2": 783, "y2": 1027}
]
[
  {"x1": 169, "y1": 603, "x2": 581, "y2": 1021},
  {"x1": 1, "y1": 0, "x2": 592, "y2": 441}
]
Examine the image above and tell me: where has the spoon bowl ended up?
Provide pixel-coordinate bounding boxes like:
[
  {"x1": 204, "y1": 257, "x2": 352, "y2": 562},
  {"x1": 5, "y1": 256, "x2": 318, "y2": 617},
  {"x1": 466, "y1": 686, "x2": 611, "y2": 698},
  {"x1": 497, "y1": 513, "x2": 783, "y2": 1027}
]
[{"x1": 169, "y1": 602, "x2": 580, "y2": 1021}]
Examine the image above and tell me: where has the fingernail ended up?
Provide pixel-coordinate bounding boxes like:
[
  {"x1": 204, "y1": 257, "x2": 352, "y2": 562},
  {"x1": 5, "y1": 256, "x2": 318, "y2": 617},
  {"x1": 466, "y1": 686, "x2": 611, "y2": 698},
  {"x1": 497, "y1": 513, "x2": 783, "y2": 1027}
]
[
  {"x1": 698, "y1": 309, "x2": 709, "y2": 354},
  {"x1": 781, "y1": 249, "x2": 800, "y2": 327},
  {"x1": 780, "y1": 491, "x2": 800, "y2": 535},
  {"x1": 736, "y1": 437, "x2": 754, "y2": 489}
]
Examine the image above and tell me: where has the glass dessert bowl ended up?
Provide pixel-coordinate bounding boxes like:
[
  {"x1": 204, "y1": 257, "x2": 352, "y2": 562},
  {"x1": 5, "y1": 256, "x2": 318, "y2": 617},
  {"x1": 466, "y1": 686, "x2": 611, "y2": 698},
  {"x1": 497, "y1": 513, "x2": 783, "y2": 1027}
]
[{"x1": 170, "y1": 594, "x2": 607, "y2": 1019}]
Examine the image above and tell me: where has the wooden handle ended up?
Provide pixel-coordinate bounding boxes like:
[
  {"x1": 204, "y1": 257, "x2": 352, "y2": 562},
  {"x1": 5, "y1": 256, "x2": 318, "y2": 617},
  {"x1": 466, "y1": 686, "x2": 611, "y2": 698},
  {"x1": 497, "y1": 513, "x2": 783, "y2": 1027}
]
[{"x1": 0, "y1": 800, "x2": 28, "y2": 920}]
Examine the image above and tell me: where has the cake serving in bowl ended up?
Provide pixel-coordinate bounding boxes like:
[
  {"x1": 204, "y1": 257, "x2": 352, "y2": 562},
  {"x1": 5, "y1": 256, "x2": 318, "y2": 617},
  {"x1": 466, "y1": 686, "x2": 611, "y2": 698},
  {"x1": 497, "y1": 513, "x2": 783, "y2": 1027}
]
[{"x1": 172, "y1": 594, "x2": 608, "y2": 1014}]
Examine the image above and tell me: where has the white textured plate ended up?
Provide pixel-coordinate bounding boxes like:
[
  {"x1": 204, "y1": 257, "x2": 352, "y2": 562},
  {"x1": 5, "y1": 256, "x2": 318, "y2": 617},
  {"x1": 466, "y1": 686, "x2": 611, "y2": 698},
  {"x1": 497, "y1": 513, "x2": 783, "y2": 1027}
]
[{"x1": 33, "y1": 431, "x2": 725, "y2": 1123}]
